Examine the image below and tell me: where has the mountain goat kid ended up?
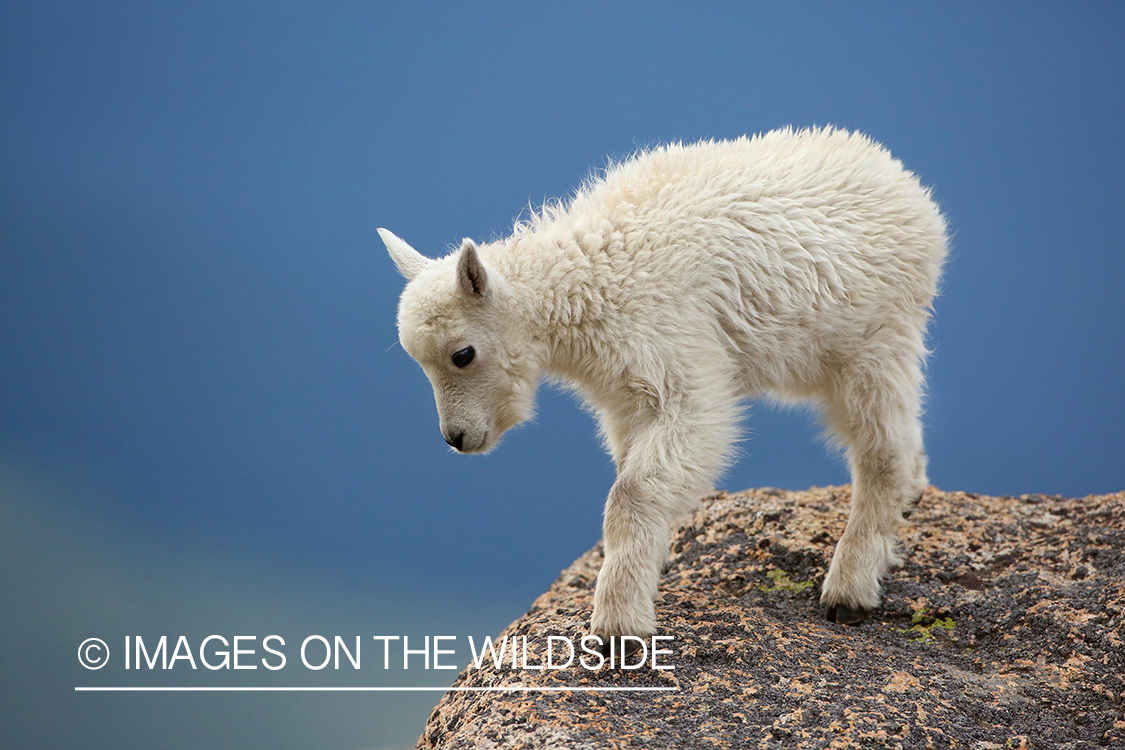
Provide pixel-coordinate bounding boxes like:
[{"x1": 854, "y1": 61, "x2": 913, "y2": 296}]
[{"x1": 380, "y1": 127, "x2": 948, "y2": 648}]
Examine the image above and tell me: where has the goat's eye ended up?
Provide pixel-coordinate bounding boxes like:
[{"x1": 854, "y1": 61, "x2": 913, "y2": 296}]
[{"x1": 452, "y1": 346, "x2": 475, "y2": 368}]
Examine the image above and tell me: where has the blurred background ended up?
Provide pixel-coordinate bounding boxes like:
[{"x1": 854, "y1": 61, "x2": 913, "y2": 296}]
[{"x1": 2, "y1": 2, "x2": 1122, "y2": 748}]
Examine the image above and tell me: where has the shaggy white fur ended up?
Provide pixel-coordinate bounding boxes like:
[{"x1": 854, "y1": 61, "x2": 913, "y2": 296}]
[{"x1": 381, "y1": 126, "x2": 948, "y2": 639}]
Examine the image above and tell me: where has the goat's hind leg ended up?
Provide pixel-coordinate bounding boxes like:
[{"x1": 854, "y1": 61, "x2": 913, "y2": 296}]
[{"x1": 820, "y1": 356, "x2": 928, "y2": 625}]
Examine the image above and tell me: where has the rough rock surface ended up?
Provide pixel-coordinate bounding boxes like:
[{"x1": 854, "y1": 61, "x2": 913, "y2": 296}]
[{"x1": 418, "y1": 487, "x2": 1124, "y2": 749}]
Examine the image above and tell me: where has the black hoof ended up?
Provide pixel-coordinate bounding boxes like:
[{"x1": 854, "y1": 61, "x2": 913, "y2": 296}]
[
  {"x1": 826, "y1": 604, "x2": 870, "y2": 625},
  {"x1": 592, "y1": 635, "x2": 646, "y2": 660},
  {"x1": 902, "y1": 492, "x2": 924, "y2": 519}
]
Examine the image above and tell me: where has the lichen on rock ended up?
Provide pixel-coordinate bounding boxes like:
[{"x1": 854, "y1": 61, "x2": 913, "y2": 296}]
[{"x1": 418, "y1": 486, "x2": 1125, "y2": 749}]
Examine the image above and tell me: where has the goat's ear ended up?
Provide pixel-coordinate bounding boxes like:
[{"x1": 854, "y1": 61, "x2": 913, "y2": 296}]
[
  {"x1": 456, "y1": 239, "x2": 488, "y2": 298},
  {"x1": 378, "y1": 228, "x2": 430, "y2": 281}
]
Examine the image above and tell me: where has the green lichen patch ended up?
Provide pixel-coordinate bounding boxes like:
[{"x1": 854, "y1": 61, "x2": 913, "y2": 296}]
[
  {"x1": 897, "y1": 608, "x2": 956, "y2": 643},
  {"x1": 759, "y1": 568, "x2": 815, "y2": 593}
]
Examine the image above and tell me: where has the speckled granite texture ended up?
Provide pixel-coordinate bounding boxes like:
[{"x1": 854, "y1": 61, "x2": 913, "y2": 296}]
[{"x1": 418, "y1": 487, "x2": 1124, "y2": 749}]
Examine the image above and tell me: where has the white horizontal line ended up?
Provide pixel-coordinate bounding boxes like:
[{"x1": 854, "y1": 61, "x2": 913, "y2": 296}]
[{"x1": 75, "y1": 686, "x2": 677, "y2": 692}]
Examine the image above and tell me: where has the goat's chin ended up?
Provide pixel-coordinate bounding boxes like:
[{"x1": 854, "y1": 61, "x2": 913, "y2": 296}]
[
  {"x1": 459, "y1": 430, "x2": 494, "y2": 455},
  {"x1": 474, "y1": 412, "x2": 528, "y2": 455}
]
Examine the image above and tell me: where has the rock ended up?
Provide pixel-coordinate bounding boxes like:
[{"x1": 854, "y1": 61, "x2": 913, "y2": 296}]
[{"x1": 418, "y1": 487, "x2": 1125, "y2": 749}]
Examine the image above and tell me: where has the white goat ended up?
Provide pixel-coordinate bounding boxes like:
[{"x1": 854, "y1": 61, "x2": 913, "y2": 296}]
[{"x1": 380, "y1": 126, "x2": 948, "y2": 643}]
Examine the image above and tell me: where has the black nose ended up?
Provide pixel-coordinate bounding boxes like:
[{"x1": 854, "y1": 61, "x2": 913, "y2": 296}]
[{"x1": 445, "y1": 431, "x2": 464, "y2": 451}]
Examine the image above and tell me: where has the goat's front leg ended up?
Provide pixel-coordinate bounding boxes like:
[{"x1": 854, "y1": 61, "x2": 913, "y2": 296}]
[
  {"x1": 588, "y1": 367, "x2": 739, "y2": 652},
  {"x1": 590, "y1": 474, "x2": 674, "y2": 644}
]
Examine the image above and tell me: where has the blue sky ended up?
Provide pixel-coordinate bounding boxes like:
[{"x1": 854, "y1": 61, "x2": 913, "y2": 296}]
[{"x1": 1, "y1": 3, "x2": 1123, "y2": 748}]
